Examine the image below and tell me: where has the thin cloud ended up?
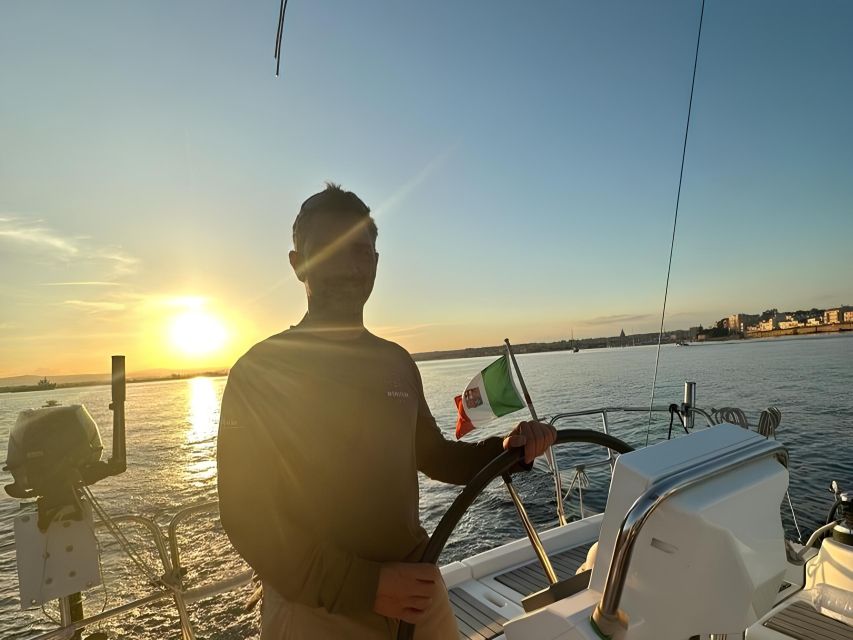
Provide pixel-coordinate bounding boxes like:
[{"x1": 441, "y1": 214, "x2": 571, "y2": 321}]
[
  {"x1": 41, "y1": 281, "x2": 121, "y2": 287},
  {"x1": 63, "y1": 300, "x2": 126, "y2": 312},
  {"x1": 581, "y1": 313, "x2": 653, "y2": 325},
  {"x1": 373, "y1": 323, "x2": 445, "y2": 338},
  {"x1": 814, "y1": 292, "x2": 840, "y2": 302},
  {"x1": 0, "y1": 215, "x2": 138, "y2": 277},
  {"x1": 0, "y1": 218, "x2": 79, "y2": 255},
  {"x1": 95, "y1": 250, "x2": 137, "y2": 266},
  {"x1": 0, "y1": 329, "x2": 138, "y2": 343},
  {"x1": 92, "y1": 249, "x2": 139, "y2": 277}
]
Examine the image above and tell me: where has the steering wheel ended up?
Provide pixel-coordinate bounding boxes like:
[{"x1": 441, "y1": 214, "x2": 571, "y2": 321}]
[{"x1": 397, "y1": 428, "x2": 634, "y2": 640}]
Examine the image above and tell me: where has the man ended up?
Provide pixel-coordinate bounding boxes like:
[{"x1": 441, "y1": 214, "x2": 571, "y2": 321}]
[{"x1": 216, "y1": 183, "x2": 557, "y2": 639}]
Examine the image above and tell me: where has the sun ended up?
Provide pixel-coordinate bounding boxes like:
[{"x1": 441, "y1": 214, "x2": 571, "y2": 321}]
[{"x1": 169, "y1": 310, "x2": 227, "y2": 356}]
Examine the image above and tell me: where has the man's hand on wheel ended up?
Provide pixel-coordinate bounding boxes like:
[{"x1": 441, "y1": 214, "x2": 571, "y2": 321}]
[
  {"x1": 373, "y1": 562, "x2": 441, "y2": 624},
  {"x1": 503, "y1": 420, "x2": 557, "y2": 464}
]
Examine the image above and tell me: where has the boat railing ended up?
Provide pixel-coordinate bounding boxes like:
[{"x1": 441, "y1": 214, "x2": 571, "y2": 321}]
[
  {"x1": 0, "y1": 501, "x2": 253, "y2": 640},
  {"x1": 546, "y1": 404, "x2": 716, "y2": 518}
]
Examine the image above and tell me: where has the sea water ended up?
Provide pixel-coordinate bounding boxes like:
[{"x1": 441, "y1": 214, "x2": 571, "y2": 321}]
[{"x1": 1, "y1": 333, "x2": 851, "y2": 638}]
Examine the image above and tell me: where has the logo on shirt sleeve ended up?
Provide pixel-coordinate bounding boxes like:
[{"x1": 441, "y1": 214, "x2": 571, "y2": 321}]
[
  {"x1": 220, "y1": 417, "x2": 241, "y2": 430},
  {"x1": 385, "y1": 378, "x2": 411, "y2": 401}
]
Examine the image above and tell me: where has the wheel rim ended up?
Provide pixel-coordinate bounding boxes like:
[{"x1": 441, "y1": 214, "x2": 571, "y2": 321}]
[{"x1": 396, "y1": 428, "x2": 633, "y2": 640}]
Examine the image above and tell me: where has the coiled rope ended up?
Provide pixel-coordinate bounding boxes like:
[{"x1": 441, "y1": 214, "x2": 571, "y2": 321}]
[
  {"x1": 710, "y1": 407, "x2": 749, "y2": 429},
  {"x1": 758, "y1": 406, "x2": 782, "y2": 438}
]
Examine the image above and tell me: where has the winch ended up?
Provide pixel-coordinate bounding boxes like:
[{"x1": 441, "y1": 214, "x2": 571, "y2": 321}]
[{"x1": 828, "y1": 480, "x2": 853, "y2": 546}]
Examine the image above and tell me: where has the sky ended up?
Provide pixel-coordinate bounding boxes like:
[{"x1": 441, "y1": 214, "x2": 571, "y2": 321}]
[{"x1": 1, "y1": 0, "x2": 851, "y2": 377}]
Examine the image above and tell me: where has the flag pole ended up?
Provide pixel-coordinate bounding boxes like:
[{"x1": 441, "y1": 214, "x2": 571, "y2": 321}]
[{"x1": 504, "y1": 339, "x2": 568, "y2": 526}]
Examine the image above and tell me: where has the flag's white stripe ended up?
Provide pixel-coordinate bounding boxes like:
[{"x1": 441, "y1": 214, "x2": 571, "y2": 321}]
[
  {"x1": 462, "y1": 371, "x2": 496, "y2": 427},
  {"x1": 508, "y1": 365, "x2": 525, "y2": 409}
]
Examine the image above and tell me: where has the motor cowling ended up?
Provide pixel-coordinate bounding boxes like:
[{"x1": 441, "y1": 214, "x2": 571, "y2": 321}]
[{"x1": 4, "y1": 404, "x2": 103, "y2": 500}]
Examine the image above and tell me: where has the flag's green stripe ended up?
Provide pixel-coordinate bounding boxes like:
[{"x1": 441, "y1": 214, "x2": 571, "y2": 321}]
[{"x1": 481, "y1": 355, "x2": 525, "y2": 417}]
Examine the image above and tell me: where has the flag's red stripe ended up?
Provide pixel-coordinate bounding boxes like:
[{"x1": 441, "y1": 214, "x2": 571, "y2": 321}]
[{"x1": 454, "y1": 394, "x2": 475, "y2": 439}]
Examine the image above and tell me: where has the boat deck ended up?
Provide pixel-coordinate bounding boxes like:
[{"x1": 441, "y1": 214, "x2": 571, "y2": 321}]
[
  {"x1": 449, "y1": 589, "x2": 508, "y2": 640},
  {"x1": 449, "y1": 541, "x2": 594, "y2": 640},
  {"x1": 444, "y1": 531, "x2": 852, "y2": 640},
  {"x1": 763, "y1": 601, "x2": 853, "y2": 640}
]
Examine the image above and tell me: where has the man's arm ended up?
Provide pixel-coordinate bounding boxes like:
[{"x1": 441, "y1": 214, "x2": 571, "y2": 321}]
[{"x1": 216, "y1": 363, "x2": 381, "y2": 614}]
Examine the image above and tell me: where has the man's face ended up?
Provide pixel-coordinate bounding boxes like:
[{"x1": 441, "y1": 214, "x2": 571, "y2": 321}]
[{"x1": 291, "y1": 213, "x2": 378, "y2": 318}]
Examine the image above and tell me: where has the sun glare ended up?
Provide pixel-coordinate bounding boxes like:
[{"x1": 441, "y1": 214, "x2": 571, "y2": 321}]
[{"x1": 169, "y1": 310, "x2": 227, "y2": 355}]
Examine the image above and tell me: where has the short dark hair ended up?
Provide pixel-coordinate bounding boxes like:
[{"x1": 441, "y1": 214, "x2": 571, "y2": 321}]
[{"x1": 292, "y1": 182, "x2": 378, "y2": 252}]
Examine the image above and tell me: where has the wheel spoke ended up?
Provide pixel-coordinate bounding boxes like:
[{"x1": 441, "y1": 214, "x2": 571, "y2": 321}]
[{"x1": 502, "y1": 473, "x2": 558, "y2": 584}]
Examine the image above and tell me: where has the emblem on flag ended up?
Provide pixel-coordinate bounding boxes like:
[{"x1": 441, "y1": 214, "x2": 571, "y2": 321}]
[{"x1": 464, "y1": 387, "x2": 483, "y2": 409}]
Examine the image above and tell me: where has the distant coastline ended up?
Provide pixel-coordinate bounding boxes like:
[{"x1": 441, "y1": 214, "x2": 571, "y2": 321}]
[
  {"x1": 0, "y1": 370, "x2": 228, "y2": 394},
  {"x1": 3, "y1": 320, "x2": 850, "y2": 393},
  {"x1": 700, "y1": 322, "x2": 853, "y2": 342},
  {"x1": 410, "y1": 323, "x2": 852, "y2": 362}
]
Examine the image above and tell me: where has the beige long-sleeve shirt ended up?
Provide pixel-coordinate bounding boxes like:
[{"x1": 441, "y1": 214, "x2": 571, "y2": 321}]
[{"x1": 216, "y1": 326, "x2": 506, "y2": 635}]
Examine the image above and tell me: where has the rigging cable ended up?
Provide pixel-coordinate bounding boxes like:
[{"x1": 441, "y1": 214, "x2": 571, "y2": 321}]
[
  {"x1": 645, "y1": 0, "x2": 706, "y2": 447},
  {"x1": 274, "y1": 0, "x2": 290, "y2": 77},
  {"x1": 82, "y1": 487, "x2": 198, "y2": 639}
]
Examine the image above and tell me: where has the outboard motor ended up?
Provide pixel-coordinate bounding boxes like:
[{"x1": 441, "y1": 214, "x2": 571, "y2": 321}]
[
  {"x1": 3, "y1": 356, "x2": 127, "y2": 627},
  {"x1": 4, "y1": 404, "x2": 104, "y2": 530}
]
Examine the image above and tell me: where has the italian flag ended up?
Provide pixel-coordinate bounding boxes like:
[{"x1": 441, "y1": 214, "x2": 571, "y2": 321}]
[{"x1": 454, "y1": 354, "x2": 526, "y2": 439}]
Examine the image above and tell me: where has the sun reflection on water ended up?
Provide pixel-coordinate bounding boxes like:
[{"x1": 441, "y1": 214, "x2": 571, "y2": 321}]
[{"x1": 187, "y1": 376, "x2": 219, "y2": 443}]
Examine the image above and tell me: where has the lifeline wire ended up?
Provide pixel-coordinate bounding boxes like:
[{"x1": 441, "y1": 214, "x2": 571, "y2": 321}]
[
  {"x1": 82, "y1": 487, "x2": 197, "y2": 639},
  {"x1": 82, "y1": 487, "x2": 163, "y2": 588},
  {"x1": 646, "y1": 0, "x2": 705, "y2": 447}
]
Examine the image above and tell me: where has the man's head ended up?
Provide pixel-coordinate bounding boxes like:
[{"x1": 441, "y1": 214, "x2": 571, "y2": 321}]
[{"x1": 289, "y1": 183, "x2": 379, "y2": 321}]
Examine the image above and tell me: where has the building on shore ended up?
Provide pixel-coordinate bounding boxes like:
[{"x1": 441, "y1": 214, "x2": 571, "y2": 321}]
[
  {"x1": 778, "y1": 314, "x2": 803, "y2": 330},
  {"x1": 727, "y1": 313, "x2": 760, "y2": 334},
  {"x1": 745, "y1": 312, "x2": 786, "y2": 333},
  {"x1": 825, "y1": 307, "x2": 852, "y2": 324},
  {"x1": 845, "y1": 310, "x2": 853, "y2": 323},
  {"x1": 756, "y1": 315, "x2": 780, "y2": 332}
]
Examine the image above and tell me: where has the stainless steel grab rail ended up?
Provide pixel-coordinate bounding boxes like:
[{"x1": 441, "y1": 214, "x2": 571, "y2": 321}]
[{"x1": 590, "y1": 436, "x2": 788, "y2": 637}]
